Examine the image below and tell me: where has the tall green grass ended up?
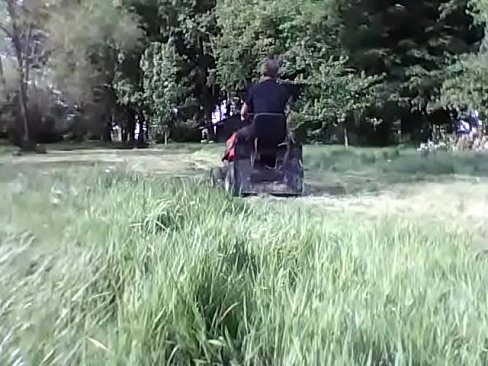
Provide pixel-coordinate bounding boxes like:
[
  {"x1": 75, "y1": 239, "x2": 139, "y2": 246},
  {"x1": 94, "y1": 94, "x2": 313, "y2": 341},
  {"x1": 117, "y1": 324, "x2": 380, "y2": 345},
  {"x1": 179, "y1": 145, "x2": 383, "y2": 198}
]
[{"x1": 1, "y1": 167, "x2": 487, "y2": 365}]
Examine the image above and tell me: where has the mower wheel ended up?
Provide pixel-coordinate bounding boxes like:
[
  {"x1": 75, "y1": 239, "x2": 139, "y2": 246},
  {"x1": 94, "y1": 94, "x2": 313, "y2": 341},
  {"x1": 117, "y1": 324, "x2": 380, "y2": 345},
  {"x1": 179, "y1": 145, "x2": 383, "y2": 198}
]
[
  {"x1": 224, "y1": 162, "x2": 239, "y2": 196},
  {"x1": 210, "y1": 167, "x2": 225, "y2": 187}
]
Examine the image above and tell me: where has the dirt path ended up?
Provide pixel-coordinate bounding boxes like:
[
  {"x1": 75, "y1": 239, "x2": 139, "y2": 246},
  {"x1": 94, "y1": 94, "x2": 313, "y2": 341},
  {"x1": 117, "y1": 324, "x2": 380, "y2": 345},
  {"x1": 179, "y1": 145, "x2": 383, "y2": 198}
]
[{"x1": 0, "y1": 148, "x2": 221, "y2": 176}]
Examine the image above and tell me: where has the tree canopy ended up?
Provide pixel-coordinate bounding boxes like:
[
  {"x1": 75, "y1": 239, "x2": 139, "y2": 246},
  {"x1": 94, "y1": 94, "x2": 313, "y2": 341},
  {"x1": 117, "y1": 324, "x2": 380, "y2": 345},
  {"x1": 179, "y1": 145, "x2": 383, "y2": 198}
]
[{"x1": 0, "y1": 0, "x2": 487, "y2": 147}]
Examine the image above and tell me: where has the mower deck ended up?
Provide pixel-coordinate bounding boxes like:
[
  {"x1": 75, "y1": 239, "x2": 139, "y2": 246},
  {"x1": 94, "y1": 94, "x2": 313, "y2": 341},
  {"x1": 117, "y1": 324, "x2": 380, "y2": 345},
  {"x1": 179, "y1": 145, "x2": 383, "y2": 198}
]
[{"x1": 211, "y1": 141, "x2": 304, "y2": 197}]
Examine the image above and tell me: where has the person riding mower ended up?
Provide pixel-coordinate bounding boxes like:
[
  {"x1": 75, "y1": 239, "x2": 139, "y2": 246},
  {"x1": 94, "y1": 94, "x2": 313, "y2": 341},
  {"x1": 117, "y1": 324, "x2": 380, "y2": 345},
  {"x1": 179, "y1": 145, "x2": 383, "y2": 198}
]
[{"x1": 211, "y1": 57, "x2": 304, "y2": 196}]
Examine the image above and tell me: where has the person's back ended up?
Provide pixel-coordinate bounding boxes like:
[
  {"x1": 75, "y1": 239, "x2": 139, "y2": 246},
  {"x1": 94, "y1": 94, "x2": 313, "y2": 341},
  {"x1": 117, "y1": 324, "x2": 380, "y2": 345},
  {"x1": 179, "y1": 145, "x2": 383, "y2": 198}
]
[
  {"x1": 232, "y1": 57, "x2": 291, "y2": 146},
  {"x1": 240, "y1": 57, "x2": 291, "y2": 121},
  {"x1": 245, "y1": 79, "x2": 289, "y2": 115}
]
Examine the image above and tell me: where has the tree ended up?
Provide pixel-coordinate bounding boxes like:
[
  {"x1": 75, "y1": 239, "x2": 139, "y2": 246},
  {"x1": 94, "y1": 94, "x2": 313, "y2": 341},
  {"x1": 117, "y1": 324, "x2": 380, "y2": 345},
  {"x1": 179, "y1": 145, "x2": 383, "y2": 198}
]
[
  {"x1": 0, "y1": 0, "x2": 485, "y2": 148},
  {"x1": 46, "y1": 0, "x2": 142, "y2": 141},
  {"x1": 213, "y1": 0, "x2": 379, "y2": 143},
  {"x1": 341, "y1": 0, "x2": 482, "y2": 114},
  {"x1": 439, "y1": 0, "x2": 488, "y2": 115},
  {"x1": 0, "y1": 0, "x2": 50, "y2": 149},
  {"x1": 213, "y1": 0, "x2": 341, "y2": 91},
  {"x1": 165, "y1": 0, "x2": 219, "y2": 132},
  {"x1": 0, "y1": 54, "x2": 18, "y2": 138},
  {"x1": 141, "y1": 40, "x2": 189, "y2": 144},
  {"x1": 290, "y1": 56, "x2": 379, "y2": 145},
  {"x1": 115, "y1": 0, "x2": 220, "y2": 142}
]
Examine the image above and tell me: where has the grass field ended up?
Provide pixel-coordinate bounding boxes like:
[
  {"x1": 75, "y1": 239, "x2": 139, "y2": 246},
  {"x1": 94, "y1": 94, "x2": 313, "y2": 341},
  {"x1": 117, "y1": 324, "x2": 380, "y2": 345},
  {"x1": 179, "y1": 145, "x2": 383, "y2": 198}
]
[{"x1": 1, "y1": 143, "x2": 488, "y2": 365}]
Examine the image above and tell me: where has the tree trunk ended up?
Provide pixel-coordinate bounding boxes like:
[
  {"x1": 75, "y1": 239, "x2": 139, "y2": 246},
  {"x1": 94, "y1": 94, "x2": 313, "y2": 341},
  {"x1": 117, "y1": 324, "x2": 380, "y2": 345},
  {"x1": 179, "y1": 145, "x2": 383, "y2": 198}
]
[
  {"x1": 15, "y1": 41, "x2": 31, "y2": 147},
  {"x1": 8, "y1": 8, "x2": 33, "y2": 149},
  {"x1": 101, "y1": 101, "x2": 113, "y2": 142},
  {"x1": 344, "y1": 126, "x2": 349, "y2": 148},
  {"x1": 121, "y1": 126, "x2": 128, "y2": 142},
  {"x1": 0, "y1": 57, "x2": 5, "y2": 85},
  {"x1": 121, "y1": 106, "x2": 128, "y2": 142},
  {"x1": 127, "y1": 107, "x2": 136, "y2": 144},
  {"x1": 102, "y1": 118, "x2": 112, "y2": 142},
  {"x1": 205, "y1": 110, "x2": 216, "y2": 142},
  {"x1": 137, "y1": 120, "x2": 144, "y2": 144},
  {"x1": 18, "y1": 79, "x2": 30, "y2": 146},
  {"x1": 144, "y1": 116, "x2": 149, "y2": 143},
  {"x1": 226, "y1": 92, "x2": 232, "y2": 117},
  {"x1": 137, "y1": 108, "x2": 147, "y2": 145}
]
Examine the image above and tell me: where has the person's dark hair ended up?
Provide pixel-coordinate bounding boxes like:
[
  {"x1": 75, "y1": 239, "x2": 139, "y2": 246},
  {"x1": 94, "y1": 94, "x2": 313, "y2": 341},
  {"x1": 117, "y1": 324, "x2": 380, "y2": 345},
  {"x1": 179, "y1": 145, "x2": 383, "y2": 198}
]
[{"x1": 261, "y1": 57, "x2": 280, "y2": 79}]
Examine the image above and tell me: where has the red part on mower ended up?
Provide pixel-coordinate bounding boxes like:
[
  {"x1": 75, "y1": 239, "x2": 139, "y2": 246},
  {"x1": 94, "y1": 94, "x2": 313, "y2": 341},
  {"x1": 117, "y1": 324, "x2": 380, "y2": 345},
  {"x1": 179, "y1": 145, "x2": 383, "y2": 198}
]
[{"x1": 223, "y1": 132, "x2": 238, "y2": 162}]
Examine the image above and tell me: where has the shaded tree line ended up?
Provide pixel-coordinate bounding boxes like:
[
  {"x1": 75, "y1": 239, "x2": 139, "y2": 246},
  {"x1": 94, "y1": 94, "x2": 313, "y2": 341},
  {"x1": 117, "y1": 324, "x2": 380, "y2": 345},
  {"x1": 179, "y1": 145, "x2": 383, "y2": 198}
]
[{"x1": 0, "y1": 0, "x2": 487, "y2": 150}]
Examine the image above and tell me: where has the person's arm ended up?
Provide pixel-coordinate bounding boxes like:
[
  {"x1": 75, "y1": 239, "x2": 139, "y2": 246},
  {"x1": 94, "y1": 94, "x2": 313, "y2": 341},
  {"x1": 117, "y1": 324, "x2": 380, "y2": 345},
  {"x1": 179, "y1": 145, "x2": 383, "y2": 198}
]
[
  {"x1": 241, "y1": 85, "x2": 254, "y2": 121},
  {"x1": 283, "y1": 87, "x2": 294, "y2": 137},
  {"x1": 284, "y1": 95, "x2": 293, "y2": 117},
  {"x1": 240, "y1": 102, "x2": 250, "y2": 121}
]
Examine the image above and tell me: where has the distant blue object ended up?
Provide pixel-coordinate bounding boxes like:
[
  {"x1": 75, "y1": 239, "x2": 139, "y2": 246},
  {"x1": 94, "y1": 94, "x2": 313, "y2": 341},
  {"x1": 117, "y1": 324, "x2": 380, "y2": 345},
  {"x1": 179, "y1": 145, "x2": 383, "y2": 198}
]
[
  {"x1": 456, "y1": 119, "x2": 471, "y2": 134},
  {"x1": 455, "y1": 108, "x2": 482, "y2": 135}
]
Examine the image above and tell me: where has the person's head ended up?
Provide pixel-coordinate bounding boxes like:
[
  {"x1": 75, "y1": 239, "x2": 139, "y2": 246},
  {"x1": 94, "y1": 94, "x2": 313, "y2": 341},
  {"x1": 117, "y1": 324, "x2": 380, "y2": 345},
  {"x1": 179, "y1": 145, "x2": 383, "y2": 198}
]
[{"x1": 261, "y1": 57, "x2": 280, "y2": 79}]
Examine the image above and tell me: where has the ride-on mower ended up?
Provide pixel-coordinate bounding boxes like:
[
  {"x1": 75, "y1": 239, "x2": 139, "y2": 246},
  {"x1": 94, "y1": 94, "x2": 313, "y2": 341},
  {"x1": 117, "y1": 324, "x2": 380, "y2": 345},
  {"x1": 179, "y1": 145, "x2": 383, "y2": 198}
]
[{"x1": 210, "y1": 113, "x2": 304, "y2": 197}]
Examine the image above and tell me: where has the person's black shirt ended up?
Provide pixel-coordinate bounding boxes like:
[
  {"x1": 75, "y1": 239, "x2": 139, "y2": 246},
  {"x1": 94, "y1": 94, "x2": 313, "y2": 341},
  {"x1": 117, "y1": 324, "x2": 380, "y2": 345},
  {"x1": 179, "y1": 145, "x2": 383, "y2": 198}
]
[{"x1": 245, "y1": 79, "x2": 290, "y2": 115}]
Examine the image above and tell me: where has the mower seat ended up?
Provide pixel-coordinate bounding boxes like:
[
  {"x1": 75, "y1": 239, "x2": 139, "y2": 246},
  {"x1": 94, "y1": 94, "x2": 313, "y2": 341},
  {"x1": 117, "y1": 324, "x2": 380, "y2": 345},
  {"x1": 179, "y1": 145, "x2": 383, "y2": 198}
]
[{"x1": 251, "y1": 113, "x2": 287, "y2": 167}]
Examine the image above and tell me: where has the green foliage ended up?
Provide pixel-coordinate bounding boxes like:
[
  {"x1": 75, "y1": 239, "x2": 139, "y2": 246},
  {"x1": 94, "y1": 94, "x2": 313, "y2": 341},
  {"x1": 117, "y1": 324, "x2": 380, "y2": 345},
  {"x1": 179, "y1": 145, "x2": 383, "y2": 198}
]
[
  {"x1": 0, "y1": 0, "x2": 55, "y2": 143},
  {"x1": 46, "y1": 0, "x2": 143, "y2": 104},
  {"x1": 439, "y1": 0, "x2": 488, "y2": 114},
  {"x1": 290, "y1": 56, "x2": 379, "y2": 139},
  {"x1": 342, "y1": 0, "x2": 481, "y2": 113},
  {"x1": 440, "y1": 53, "x2": 488, "y2": 114},
  {"x1": 2, "y1": 0, "x2": 488, "y2": 144},
  {"x1": 114, "y1": 0, "x2": 219, "y2": 131},
  {"x1": 141, "y1": 41, "x2": 189, "y2": 138},
  {"x1": 213, "y1": 0, "x2": 379, "y2": 139},
  {"x1": 213, "y1": 0, "x2": 343, "y2": 91}
]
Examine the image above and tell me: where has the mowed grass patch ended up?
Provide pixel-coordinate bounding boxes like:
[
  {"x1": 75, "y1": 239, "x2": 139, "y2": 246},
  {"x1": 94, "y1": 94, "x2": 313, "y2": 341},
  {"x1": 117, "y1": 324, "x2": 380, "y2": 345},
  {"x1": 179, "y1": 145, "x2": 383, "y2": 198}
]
[
  {"x1": 305, "y1": 145, "x2": 488, "y2": 176},
  {"x1": 4, "y1": 142, "x2": 488, "y2": 197},
  {"x1": 0, "y1": 167, "x2": 487, "y2": 365},
  {"x1": 304, "y1": 145, "x2": 488, "y2": 195}
]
